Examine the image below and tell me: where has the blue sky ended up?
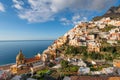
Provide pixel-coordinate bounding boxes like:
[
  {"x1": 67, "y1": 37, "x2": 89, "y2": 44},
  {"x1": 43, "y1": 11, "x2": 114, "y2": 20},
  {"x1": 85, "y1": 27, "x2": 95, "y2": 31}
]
[{"x1": 0, "y1": 0, "x2": 120, "y2": 40}]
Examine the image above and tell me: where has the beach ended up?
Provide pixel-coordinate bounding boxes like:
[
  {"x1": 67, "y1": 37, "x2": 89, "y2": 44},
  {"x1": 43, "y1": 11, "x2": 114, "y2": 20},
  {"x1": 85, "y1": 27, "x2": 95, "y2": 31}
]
[{"x1": 0, "y1": 63, "x2": 15, "y2": 70}]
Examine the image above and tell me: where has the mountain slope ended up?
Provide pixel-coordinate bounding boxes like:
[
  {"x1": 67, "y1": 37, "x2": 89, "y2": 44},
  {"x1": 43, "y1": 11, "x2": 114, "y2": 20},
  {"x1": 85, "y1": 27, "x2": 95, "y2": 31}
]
[
  {"x1": 93, "y1": 5, "x2": 120, "y2": 21},
  {"x1": 41, "y1": 5, "x2": 120, "y2": 61}
]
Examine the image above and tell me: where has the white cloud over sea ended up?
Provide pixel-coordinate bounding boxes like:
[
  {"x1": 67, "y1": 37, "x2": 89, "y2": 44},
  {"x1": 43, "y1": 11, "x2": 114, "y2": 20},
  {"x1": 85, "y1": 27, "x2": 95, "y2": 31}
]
[
  {"x1": 0, "y1": 2, "x2": 5, "y2": 12},
  {"x1": 12, "y1": 0, "x2": 117, "y2": 24}
]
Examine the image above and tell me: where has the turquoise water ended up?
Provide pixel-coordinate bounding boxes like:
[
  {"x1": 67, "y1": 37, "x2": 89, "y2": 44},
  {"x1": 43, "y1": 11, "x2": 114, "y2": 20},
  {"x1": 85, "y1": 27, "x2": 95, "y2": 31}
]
[{"x1": 0, "y1": 40, "x2": 53, "y2": 65}]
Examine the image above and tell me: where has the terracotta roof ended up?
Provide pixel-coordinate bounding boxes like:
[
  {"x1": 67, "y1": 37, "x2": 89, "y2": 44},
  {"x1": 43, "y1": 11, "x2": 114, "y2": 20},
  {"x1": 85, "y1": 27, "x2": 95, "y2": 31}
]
[
  {"x1": 114, "y1": 63, "x2": 120, "y2": 68},
  {"x1": 108, "y1": 77, "x2": 120, "y2": 80},
  {"x1": 25, "y1": 56, "x2": 40, "y2": 63},
  {"x1": 70, "y1": 76, "x2": 108, "y2": 80}
]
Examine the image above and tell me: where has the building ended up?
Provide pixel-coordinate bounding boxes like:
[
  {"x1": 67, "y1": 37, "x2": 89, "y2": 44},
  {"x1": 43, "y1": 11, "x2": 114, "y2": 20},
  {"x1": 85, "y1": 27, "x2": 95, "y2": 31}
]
[
  {"x1": 108, "y1": 77, "x2": 120, "y2": 80},
  {"x1": 113, "y1": 60, "x2": 120, "y2": 68},
  {"x1": 102, "y1": 67, "x2": 114, "y2": 74},
  {"x1": 77, "y1": 59, "x2": 87, "y2": 67},
  {"x1": 78, "y1": 67, "x2": 90, "y2": 75},
  {"x1": 63, "y1": 76, "x2": 120, "y2": 80},
  {"x1": 108, "y1": 33, "x2": 120, "y2": 40},
  {"x1": 10, "y1": 50, "x2": 43, "y2": 75},
  {"x1": 87, "y1": 42, "x2": 100, "y2": 52},
  {"x1": 0, "y1": 70, "x2": 11, "y2": 80},
  {"x1": 69, "y1": 76, "x2": 108, "y2": 80}
]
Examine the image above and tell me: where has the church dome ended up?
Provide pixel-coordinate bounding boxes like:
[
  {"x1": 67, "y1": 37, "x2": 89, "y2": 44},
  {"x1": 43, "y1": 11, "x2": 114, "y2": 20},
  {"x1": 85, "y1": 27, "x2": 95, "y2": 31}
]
[{"x1": 16, "y1": 50, "x2": 25, "y2": 61}]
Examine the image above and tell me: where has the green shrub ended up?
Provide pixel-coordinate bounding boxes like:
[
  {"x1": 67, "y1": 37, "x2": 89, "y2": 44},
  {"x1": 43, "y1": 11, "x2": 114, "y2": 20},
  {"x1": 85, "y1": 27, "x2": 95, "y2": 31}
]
[
  {"x1": 69, "y1": 66, "x2": 79, "y2": 72},
  {"x1": 60, "y1": 60, "x2": 68, "y2": 68}
]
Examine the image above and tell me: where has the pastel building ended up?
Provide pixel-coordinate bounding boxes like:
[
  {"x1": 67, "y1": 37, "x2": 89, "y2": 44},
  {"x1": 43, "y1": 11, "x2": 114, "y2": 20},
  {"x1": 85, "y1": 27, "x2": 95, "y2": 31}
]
[{"x1": 87, "y1": 42, "x2": 100, "y2": 52}]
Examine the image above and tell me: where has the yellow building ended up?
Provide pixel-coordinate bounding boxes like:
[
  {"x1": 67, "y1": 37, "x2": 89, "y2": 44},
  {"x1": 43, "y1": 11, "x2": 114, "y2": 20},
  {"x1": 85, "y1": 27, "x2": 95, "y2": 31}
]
[{"x1": 10, "y1": 50, "x2": 41, "y2": 75}]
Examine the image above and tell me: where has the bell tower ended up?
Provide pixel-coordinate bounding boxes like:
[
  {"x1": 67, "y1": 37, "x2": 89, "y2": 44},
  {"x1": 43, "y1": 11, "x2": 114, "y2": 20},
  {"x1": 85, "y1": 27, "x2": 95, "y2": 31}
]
[{"x1": 16, "y1": 50, "x2": 25, "y2": 65}]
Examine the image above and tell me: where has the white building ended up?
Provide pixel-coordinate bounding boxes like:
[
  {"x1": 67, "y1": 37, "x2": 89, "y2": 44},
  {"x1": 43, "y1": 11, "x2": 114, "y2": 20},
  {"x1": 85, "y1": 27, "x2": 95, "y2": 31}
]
[
  {"x1": 78, "y1": 67, "x2": 90, "y2": 74},
  {"x1": 30, "y1": 61, "x2": 45, "y2": 73},
  {"x1": 102, "y1": 67, "x2": 114, "y2": 74},
  {"x1": 78, "y1": 59, "x2": 87, "y2": 67},
  {"x1": 91, "y1": 71, "x2": 102, "y2": 75}
]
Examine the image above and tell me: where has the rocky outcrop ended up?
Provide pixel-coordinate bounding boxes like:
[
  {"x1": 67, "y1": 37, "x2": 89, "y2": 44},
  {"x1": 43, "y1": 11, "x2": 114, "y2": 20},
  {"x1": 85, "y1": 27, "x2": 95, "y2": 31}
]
[
  {"x1": 93, "y1": 5, "x2": 120, "y2": 21},
  {"x1": 105, "y1": 5, "x2": 120, "y2": 14}
]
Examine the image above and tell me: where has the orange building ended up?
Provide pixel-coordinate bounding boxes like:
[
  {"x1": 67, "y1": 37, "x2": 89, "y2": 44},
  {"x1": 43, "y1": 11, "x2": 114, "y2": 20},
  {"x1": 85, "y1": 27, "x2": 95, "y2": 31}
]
[{"x1": 113, "y1": 60, "x2": 120, "y2": 68}]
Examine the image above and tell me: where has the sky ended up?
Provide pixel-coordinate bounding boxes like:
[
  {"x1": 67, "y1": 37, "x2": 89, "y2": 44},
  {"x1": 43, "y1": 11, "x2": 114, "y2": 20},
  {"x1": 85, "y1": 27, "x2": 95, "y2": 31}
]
[{"x1": 0, "y1": 0, "x2": 120, "y2": 40}]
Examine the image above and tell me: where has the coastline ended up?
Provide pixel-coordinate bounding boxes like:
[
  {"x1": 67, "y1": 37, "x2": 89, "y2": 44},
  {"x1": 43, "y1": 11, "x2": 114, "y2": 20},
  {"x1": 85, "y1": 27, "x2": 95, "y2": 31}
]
[
  {"x1": 0, "y1": 40, "x2": 53, "y2": 66},
  {"x1": 0, "y1": 63, "x2": 15, "y2": 70}
]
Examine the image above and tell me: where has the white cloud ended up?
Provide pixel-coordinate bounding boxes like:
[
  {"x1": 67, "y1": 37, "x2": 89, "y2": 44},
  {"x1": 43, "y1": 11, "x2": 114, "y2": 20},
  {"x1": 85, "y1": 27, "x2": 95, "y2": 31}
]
[
  {"x1": 60, "y1": 14, "x2": 88, "y2": 25},
  {"x1": 72, "y1": 14, "x2": 81, "y2": 25},
  {"x1": 14, "y1": 4, "x2": 23, "y2": 10},
  {"x1": 60, "y1": 18, "x2": 71, "y2": 25},
  {"x1": 72, "y1": 15, "x2": 81, "y2": 21},
  {"x1": 12, "y1": 0, "x2": 117, "y2": 23},
  {"x1": 0, "y1": 2, "x2": 5, "y2": 12},
  {"x1": 12, "y1": 0, "x2": 24, "y2": 10}
]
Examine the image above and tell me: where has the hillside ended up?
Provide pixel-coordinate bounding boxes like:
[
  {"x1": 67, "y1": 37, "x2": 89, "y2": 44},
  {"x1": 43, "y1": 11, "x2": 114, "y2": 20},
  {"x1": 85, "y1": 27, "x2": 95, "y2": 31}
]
[{"x1": 41, "y1": 6, "x2": 120, "y2": 62}]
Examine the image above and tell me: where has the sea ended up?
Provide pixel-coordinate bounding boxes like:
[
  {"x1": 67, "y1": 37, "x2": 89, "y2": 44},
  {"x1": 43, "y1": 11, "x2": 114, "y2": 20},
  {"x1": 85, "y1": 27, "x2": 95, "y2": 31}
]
[{"x1": 0, "y1": 40, "x2": 54, "y2": 65}]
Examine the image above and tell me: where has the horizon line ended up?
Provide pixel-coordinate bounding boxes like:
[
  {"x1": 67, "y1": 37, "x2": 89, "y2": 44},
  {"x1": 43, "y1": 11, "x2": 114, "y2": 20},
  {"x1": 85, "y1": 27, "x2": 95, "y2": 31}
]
[{"x1": 0, "y1": 39, "x2": 55, "y2": 41}]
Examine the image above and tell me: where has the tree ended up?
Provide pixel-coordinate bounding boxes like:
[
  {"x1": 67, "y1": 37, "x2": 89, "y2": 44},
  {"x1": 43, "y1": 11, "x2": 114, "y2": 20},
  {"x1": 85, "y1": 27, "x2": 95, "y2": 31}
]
[{"x1": 60, "y1": 60, "x2": 68, "y2": 68}]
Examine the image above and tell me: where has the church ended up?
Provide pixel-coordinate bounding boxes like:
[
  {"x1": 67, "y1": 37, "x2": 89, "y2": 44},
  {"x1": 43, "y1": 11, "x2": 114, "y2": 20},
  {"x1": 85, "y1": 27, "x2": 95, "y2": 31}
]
[{"x1": 10, "y1": 50, "x2": 44, "y2": 75}]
